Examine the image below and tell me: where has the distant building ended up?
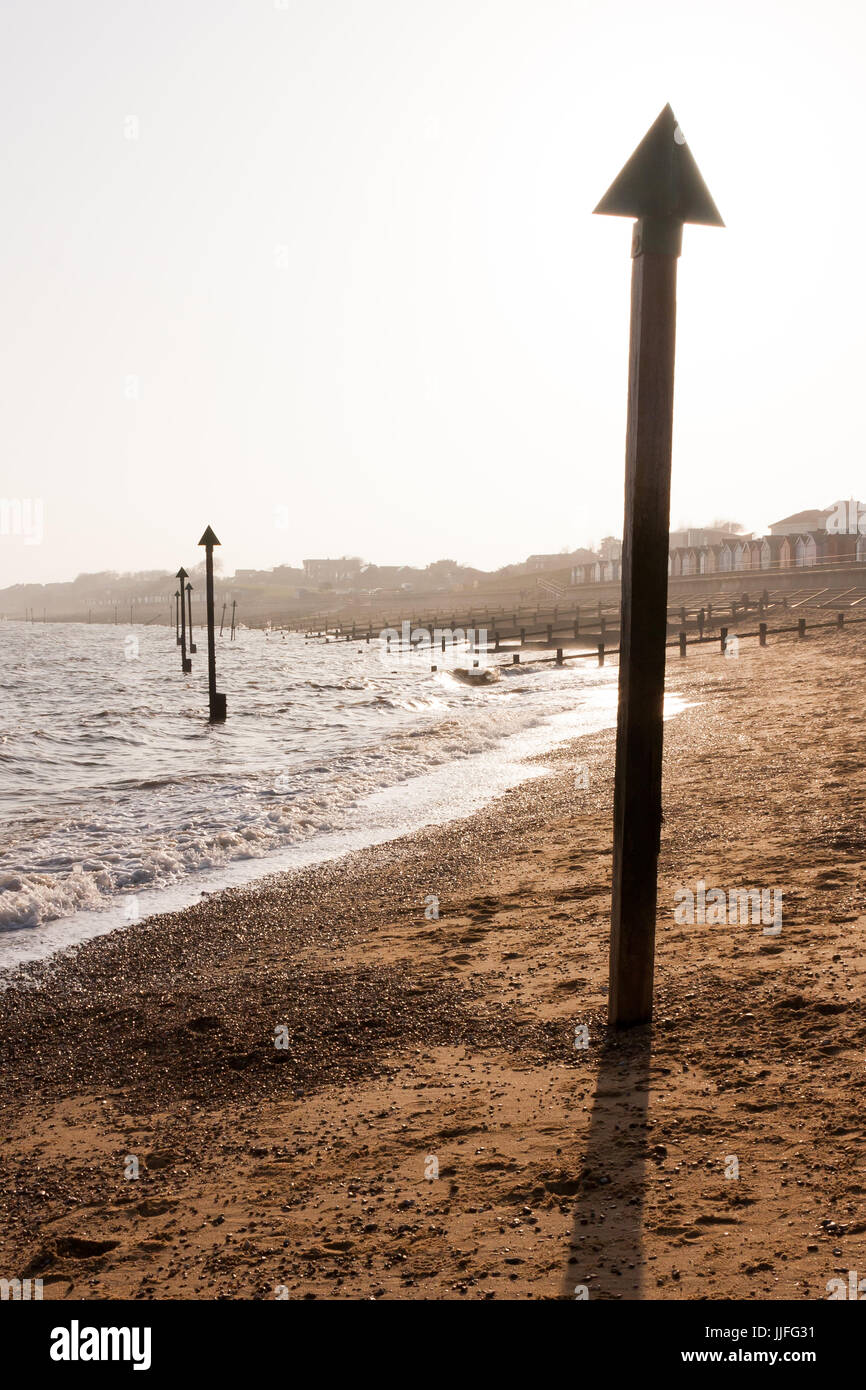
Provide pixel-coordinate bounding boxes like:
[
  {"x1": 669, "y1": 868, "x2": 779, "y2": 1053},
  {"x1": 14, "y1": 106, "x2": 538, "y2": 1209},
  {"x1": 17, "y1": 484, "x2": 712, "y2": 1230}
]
[
  {"x1": 523, "y1": 546, "x2": 621, "y2": 584},
  {"x1": 568, "y1": 549, "x2": 606, "y2": 584},
  {"x1": 270, "y1": 565, "x2": 306, "y2": 583},
  {"x1": 768, "y1": 509, "x2": 832, "y2": 537},
  {"x1": 302, "y1": 557, "x2": 362, "y2": 586},
  {"x1": 669, "y1": 527, "x2": 746, "y2": 550},
  {"x1": 667, "y1": 510, "x2": 863, "y2": 575},
  {"x1": 525, "y1": 552, "x2": 575, "y2": 572}
]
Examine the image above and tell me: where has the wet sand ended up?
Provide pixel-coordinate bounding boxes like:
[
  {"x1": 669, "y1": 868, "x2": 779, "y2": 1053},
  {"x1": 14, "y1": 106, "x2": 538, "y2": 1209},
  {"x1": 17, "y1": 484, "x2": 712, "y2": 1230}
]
[{"x1": 1, "y1": 623, "x2": 865, "y2": 1300}]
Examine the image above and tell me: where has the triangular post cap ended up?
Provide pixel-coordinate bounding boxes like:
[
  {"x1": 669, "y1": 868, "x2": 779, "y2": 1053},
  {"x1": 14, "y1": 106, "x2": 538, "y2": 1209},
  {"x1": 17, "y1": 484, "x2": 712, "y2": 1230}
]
[
  {"x1": 198, "y1": 526, "x2": 221, "y2": 547},
  {"x1": 594, "y1": 105, "x2": 724, "y2": 227},
  {"x1": 176, "y1": 567, "x2": 188, "y2": 580}
]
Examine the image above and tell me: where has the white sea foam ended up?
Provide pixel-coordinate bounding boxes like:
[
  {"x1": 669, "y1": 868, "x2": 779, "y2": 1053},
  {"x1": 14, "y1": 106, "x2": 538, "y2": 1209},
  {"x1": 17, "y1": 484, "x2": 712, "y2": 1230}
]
[{"x1": 0, "y1": 621, "x2": 688, "y2": 967}]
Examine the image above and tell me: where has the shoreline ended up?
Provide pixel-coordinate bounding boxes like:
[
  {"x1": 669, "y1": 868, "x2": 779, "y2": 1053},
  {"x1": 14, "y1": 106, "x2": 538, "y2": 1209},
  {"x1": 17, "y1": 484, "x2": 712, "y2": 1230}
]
[
  {"x1": 1, "y1": 626, "x2": 865, "y2": 1299},
  {"x1": 0, "y1": 654, "x2": 629, "y2": 972}
]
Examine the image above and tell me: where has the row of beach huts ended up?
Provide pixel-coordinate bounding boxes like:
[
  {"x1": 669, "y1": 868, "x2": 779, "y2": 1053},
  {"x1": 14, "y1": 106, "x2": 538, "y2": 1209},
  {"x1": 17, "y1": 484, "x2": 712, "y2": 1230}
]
[{"x1": 563, "y1": 508, "x2": 866, "y2": 584}]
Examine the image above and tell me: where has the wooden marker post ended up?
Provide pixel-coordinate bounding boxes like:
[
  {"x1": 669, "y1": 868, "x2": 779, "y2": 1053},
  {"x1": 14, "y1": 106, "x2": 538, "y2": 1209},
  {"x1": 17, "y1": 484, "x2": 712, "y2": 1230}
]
[
  {"x1": 198, "y1": 526, "x2": 227, "y2": 722},
  {"x1": 595, "y1": 104, "x2": 723, "y2": 1027},
  {"x1": 186, "y1": 582, "x2": 197, "y2": 654},
  {"x1": 175, "y1": 590, "x2": 181, "y2": 644},
  {"x1": 176, "y1": 567, "x2": 192, "y2": 672}
]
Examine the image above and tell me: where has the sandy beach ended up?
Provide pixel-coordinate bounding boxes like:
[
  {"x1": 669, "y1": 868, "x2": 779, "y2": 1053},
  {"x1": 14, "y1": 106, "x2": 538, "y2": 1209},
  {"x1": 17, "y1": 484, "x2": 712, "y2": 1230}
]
[{"x1": 2, "y1": 623, "x2": 865, "y2": 1301}]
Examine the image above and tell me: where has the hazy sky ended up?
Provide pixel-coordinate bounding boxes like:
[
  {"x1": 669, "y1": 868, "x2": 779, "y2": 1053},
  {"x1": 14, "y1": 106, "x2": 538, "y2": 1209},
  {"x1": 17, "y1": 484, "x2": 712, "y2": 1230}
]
[{"x1": 2, "y1": 0, "x2": 865, "y2": 586}]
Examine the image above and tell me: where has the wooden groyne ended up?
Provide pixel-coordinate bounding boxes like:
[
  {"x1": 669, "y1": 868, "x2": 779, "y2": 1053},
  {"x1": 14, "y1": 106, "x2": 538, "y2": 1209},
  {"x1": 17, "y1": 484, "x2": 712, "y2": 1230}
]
[{"x1": 298, "y1": 578, "x2": 866, "y2": 648}]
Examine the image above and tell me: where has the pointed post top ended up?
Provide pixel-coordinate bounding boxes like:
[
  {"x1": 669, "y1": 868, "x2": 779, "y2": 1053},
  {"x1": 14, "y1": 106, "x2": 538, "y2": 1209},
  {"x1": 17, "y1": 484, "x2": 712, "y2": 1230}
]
[
  {"x1": 198, "y1": 525, "x2": 220, "y2": 547},
  {"x1": 594, "y1": 104, "x2": 724, "y2": 228},
  {"x1": 185, "y1": 581, "x2": 193, "y2": 591},
  {"x1": 176, "y1": 566, "x2": 188, "y2": 580}
]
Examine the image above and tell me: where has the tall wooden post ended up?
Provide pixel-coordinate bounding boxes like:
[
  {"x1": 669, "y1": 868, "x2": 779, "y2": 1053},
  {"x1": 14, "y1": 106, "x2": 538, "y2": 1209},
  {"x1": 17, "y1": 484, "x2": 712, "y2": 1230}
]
[
  {"x1": 595, "y1": 105, "x2": 723, "y2": 1027},
  {"x1": 174, "y1": 590, "x2": 181, "y2": 644},
  {"x1": 199, "y1": 527, "x2": 226, "y2": 721},
  {"x1": 186, "y1": 582, "x2": 197, "y2": 654},
  {"x1": 176, "y1": 567, "x2": 191, "y2": 673}
]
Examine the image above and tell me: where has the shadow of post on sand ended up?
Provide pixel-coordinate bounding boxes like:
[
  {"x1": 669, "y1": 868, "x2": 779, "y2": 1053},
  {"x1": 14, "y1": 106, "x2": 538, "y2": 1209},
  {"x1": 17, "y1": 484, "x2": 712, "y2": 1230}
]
[{"x1": 562, "y1": 1024, "x2": 653, "y2": 1300}]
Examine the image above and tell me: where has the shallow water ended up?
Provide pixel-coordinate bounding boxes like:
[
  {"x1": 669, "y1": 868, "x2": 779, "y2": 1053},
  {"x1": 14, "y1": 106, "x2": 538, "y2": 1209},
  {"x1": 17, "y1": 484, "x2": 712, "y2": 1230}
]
[{"x1": 0, "y1": 619, "x2": 685, "y2": 968}]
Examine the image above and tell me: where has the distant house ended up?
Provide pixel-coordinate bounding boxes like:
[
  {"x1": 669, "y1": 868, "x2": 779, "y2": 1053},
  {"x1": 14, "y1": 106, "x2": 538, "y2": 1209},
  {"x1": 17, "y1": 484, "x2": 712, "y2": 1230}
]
[
  {"x1": 598, "y1": 537, "x2": 623, "y2": 579},
  {"x1": 669, "y1": 527, "x2": 747, "y2": 550},
  {"x1": 527, "y1": 553, "x2": 572, "y2": 572},
  {"x1": 568, "y1": 549, "x2": 605, "y2": 585},
  {"x1": 529, "y1": 547, "x2": 608, "y2": 576},
  {"x1": 302, "y1": 557, "x2": 362, "y2": 586},
  {"x1": 768, "y1": 509, "x2": 832, "y2": 537},
  {"x1": 234, "y1": 565, "x2": 306, "y2": 587},
  {"x1": 270, "y1": 565, "x2": 306, "y2": 584}
]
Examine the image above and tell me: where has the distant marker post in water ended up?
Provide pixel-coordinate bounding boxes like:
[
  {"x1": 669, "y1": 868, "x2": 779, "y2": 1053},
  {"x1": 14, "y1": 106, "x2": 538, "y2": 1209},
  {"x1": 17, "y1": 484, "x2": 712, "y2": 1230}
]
[
  {"x1": 186, "y1": 581, "x2": 197, "y2": 654},
  {"x1": 174, "y1": 590, "x2": 181, "y2": 644},
  {"x1": 595, "y1": 105, "x2": 723, "y2": 1027},
  {"x1": 198, "y1": 526, "x2": 227, "y2": 722},
  {"x1": 176, "y1": 567, "x2": 192, "y2": 673}
]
